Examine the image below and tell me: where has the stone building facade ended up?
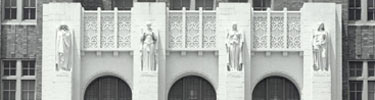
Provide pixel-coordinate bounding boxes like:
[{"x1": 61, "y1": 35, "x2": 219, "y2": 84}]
[{"x1": 0, "y1": 0, "x2": 362, "y2": 100}]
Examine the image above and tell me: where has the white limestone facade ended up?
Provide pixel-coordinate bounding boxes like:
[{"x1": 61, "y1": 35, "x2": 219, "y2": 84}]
[{"x1": 41, "y1": 2, "x2": 343, "y2": 100}]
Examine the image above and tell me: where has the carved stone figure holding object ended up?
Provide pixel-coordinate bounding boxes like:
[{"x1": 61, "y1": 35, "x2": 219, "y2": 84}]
[
  {"x1": 226, "y1": 23, "x2": 244, "y2": 71},
  {"x1": 56, "y1": 25, "x2": 73, "y2": 72},
  {"x1": 313, "y1": 22, "x2": 329, "y2": 71},
  {"x1": 141, "y1": 22, "x2": 158, "y2": 71}
]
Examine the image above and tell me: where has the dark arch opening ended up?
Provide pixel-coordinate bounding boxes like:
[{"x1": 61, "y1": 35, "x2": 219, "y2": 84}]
[
  {"x1": 252, "y1": 76, "x2": 300, "y2": 100},
  {"x1": 84, "y1": 76, "x2": 132, "y2": 100},
  {"x1": 168, "y1": 76, "x2": 216, "y2": 100}
]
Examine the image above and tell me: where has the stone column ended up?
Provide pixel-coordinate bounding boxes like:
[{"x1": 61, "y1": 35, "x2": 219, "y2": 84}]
[
  {"x1": 300, "y1": 3, "x2": 340, "y2": 100},
  {"x1": 42, "y1": 3, "x2": 82, "y2": 100},
  {"x1": 131, "y1": 2, "x2": 166, "y2": 100},
  {"x1": 216, "y1": 3, "x2": 251, "y2": 100}
]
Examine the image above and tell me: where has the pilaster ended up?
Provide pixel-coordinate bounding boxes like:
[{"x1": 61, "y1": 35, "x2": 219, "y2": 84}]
[
  {"x1": 131, "y1": 2, "x2": 167, "y2": 100},
  {"x1": 41, "y1": 3, "x2": 82, "y2": 100},
  {"x1": 216, "y1": 3, "x2": 251, "y2": 100},
  {"x1": 300, "y1": 3, "x2": 340, "y2": 100}
]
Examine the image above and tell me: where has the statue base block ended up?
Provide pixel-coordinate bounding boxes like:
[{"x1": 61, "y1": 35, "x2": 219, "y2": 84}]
[
  {"x1": 312, "y1": 71, "x2": 331, "y2": 100},
  {"x1": 226, "y1": 72, "x2": 245, "y2": 100},
  {"x1": 137, "y1": 72, "x2": 158, "y2": 100}
]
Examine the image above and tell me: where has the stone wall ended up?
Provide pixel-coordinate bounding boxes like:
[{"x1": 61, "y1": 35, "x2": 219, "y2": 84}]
[{"x1": 0, "y1": 0, "x2": 350, "y2": 100}]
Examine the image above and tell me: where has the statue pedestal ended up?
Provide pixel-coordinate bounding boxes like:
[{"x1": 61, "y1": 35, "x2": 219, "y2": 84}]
[
  {"x1": 53, "y1": 72, "x2": 72, "y2": 100},
  {"x1": 137, "y1": 72, "x2": 158, "y2": 100},
  {"x1": 312, "y1": 71, "x2": 331, "y2": 100},
  {"x1": 226, "y1": 72, "x2": 245, "y2": 100}
]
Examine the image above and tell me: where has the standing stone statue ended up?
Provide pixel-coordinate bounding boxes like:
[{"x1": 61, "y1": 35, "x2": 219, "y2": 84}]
[
  {"x1": 226, "y1": 23, "x2": 244, "y2": 71},
  {"x1": 141, "y1": 22, "x2": 158, "y2": 71},
  {"x1": 313, "y1": 22, "x2": 329, "y2": 71},
  {"x1": 56, "y1": 25, "x2": 73, "y2": 71}
]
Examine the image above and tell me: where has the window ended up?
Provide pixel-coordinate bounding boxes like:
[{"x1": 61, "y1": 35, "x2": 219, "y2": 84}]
[
  {"x1": 369, "y1": 82, "x2": 375, "y2": 100},
  {"x1": 253, "y1": 0, "x2": 271, "y2": 11},
  {"x1": 349, "y1": 0, "x2": 361, "y2": 20},
  {"x1": 2, "y1": 80, "x2": 16, "y2": 100},
  {"x1": 348, "y1": 61, "x2": 375, "y2": 100},
  {"x1": 23, "y1": 0, "x2": 36, "y2": 19},
  {"x1": 369, "y1": 62, "x2": 375, "y2": 77},
  {"x1": 195, "y1": 0, "x2": 214, "y2": 10},
  {"x1": 81, "y1": 0, "x2": 133, "y2": 10},
  {"x1": 138, "y1": 0, "x2": 156, "y2": 2},
  {"x1": 22, "y1": 80, "x2": 35, "y2": 100},
  {"x1": 349, "y1": 61, "x2": 363, "y2": 77},
  {"x1": 228, "y1": 0, "x2": 248, "y2": 2},
  {"x1": 22, "y1": 61, "x2": 35, "y2": 76},
  {"x1": 3, "y1": 0, "x2": 37, "y2": 21},
  {"x1": 350, "y1": 81, "x2": 363, "y2": 100},
  {"x1": 369, "y1": 0, "x2": 375, "y2": 20},
  {"x1": 3, "y1": 60, "x2": 17, "y2": 76},
  {"x1": 2, "y1": 60, "x2": 36, "y2": 100},
  {"x1": 170, "y1": 0, "x2": 190, "y2": 10},
  {"x1": 4, "y1": 0, "x2": 17, "y2": 19}
]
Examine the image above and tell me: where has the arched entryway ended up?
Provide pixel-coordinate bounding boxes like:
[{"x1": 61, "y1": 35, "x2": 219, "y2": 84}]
[
  {"x1": 84, "y1": 76, "x2": 132, "y2": 100},
  {"x1": 252, "y1": 76, "x2": 300, "y2": 100},
  {"x1": 168, "y1": 76, "x2": 216, "y2": 100}
]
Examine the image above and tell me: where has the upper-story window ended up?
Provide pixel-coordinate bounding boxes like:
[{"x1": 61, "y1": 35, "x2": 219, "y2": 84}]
[
  {"x1": 3, "y1": 0, "x2": 36, "y2": 21},
  {"x1": 4, "y1": 0, "x2": 17, "y2": 20},
  {"x1": 170, "y1": 0, "x2": 214, "y2": 10},
  {"x1": 170, "y1": 0, "x2": 191, "y2": 10},
  {"x1": 348, "y1": 0, "x2": 375, "y2": 21},
  {"x1": 80, "y1": 0, "x2": 133, "y2": 10},
  {"x1": 253, "y1": 0, "x2": 271, "y2": 11},
  {"x1": 368, "y1": 0, "x2": 375, "y2": 20},
  {"x1": 195, "y1": 0, "x2": 214, "y2": 10},
  {"x1": 23, "y1": 0, "x2": 36, "y2": 19},
  {"x1": 349, "y1": 0, "x2": 361, "y2": 20},
  {"x1": 138, "y1": 0, "x2": 156, "y2": 2},
  {"x1": 228, "y1": 0, "x2": 248, "y2": 2}
]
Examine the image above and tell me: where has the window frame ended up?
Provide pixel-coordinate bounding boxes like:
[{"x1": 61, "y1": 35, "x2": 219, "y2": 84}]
[
  {"x1": 1, "y1": 0, "x2": 37, "y2": 25},
  {"x1": 22, "y1": 0, "x2": 36, "y2": 20},
  {"x1": 252, "y1": 0, "x2": 272, "y2": 11},
  {"x1": 1, "y1": 59, "x2": 36, "y2": 100},
  {"x1": 169, "y1": 0, "x2": 216, "y2": 10},
  {"x1": 347, "y1": 60, "x2": 375, "y2": 100}
]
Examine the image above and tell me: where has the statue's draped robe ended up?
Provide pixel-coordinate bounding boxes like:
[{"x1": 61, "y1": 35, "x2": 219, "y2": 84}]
[
  {"x1": 141, "y1": 30, "x2": 157, "y2": 71},
  {"x1": 226, "y1": 30, "x2": 244, "y2": 71},
  {"x1": 56, "y1": 30, "x2": 73, "y2": 71},
  {"x1": 313, "y1": 31, "x2": 328, "y2": 71}
]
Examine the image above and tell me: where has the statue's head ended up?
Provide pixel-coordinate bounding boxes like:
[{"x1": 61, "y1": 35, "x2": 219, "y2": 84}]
[
  {"x1": 318, "y1": 22, "x2": 325, "y2": 31},
  {"x1": 59, "y1": 25, "x2": 69, "y2": 31},
  {"x1": 146, "y1": 21, "x2": 152, "y2": 29},
  {"x1": 232, "y1": 22, "x2": 238, "y2": 30}
]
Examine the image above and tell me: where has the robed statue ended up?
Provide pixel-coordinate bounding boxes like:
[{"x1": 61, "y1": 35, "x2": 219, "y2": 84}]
[
  {"x1": 313, "y1": 22, "x2": 329, "y2": 71},
  {"x1": 55, "y1": 25, "x2": 73, "y2": 71},
  {"x1": 141, "y1": 22, "x2": 158, "y2": 71},
  {"x1": 226, "y1": 23, "x2": 244, "y2": 71}
]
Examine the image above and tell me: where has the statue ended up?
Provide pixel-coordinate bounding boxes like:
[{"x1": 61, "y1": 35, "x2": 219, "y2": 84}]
[
  {"x1": 55, "y1": 25, "x2": 73, "y2": 71},
  {"x1": 141, "y1": 22, "x2": 158, "y2": 71},
  {"x1": 313, "y1": 22, "x2": 329, "y2": 71},
  {"x1": 226, "y1": 23, "x2": 244, "y2": 71}
]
